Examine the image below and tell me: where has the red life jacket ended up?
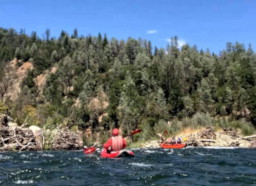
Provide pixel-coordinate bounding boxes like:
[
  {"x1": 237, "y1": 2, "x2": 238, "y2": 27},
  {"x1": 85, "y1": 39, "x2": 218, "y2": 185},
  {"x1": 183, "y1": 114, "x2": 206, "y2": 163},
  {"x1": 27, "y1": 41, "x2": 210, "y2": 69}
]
[{"x1": 111, "y1": 136, "x2": 123, "y2": 151}]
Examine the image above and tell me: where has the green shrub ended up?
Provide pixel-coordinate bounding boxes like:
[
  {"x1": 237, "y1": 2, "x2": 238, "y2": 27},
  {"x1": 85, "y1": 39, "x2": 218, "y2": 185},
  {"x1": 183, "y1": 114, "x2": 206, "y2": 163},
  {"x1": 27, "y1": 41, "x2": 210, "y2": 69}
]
[
  {"x1": 169, "y1": 119, "x2": 184, "y2": 135},
  {"x1": 138, "y1": 118, "x2": 157, "y2": 141},
  {"x1": 44, "y1": 114, "x2": 63, "y2": 130},
  {"x1": 231, "y1": 119, "x2": 256, "y2": 136},
  {"x1": 191, "y1": 112, "x2": 212, "y2": 127},
  {"x1": 153, "y1": 119, "x2": 170, "y2": 134},
  {"x1": 43, "y1": 130, "x2": 54, "y2": 150},
  {"x1": 98, "y1": 131, "x2": 109, "y2": 145},
  {"x1": 214, "y1": 118, "x2": 230, "y2": 129},
  {"x1": 241, "y1": 124, "x2": 255, "y2": 136},
  {"x1": 0, "y1": 101, "x2": 8, "y2": 114}
]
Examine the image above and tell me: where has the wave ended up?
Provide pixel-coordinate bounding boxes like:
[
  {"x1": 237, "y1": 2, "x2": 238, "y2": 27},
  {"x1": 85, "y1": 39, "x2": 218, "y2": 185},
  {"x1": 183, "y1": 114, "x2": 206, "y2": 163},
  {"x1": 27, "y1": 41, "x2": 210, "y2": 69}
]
[
  {"x1": 0, "y1": 154, "x2": 12, "y2": 160},
  {"x1": 168, "y1": 149, "x2": 174, "y2": 154},
  {"x1": 194, "y1": 151, "x2": 213, "y2": 156},
  {"x1": 73, "y1": 157, "x2": 82, "y2": 162},
  {"x1": 144, "y1": 149, "x2": 158, "y2": 154},
  {"x1": 41, "y1": 153, "x2": 55, "y2": 157},
  {"x1": 201, "y1": 146, "x2": 237, "y2": 150},
  {"x1": 185, "y1": 146, "x2": 238, "y2": 150},
  {"x1": 129, "y1": 162, "x2": 153, "y2": 167},
  {"x1": 14, "y1": 180, "x2": 34, "y2": 184}
]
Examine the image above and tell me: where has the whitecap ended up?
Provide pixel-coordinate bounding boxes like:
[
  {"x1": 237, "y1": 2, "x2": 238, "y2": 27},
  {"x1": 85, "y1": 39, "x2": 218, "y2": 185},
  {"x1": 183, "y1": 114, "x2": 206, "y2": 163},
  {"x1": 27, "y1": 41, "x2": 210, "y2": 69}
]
[
  {"x1": 168, "y1": 149, "x2": 174, "y2": 154},
  {"x1": 21, "y1": 154, "x2": 28, "y2": 158},
  {"x1": 34, "y1": 168, "x2": 42, "y2": 171},
  {"x1": 14, "y1": 180, "x2": 34, "y2": 184},
  {"x1": 144, "y1": 150, "x2": 157, "y2": 154},
  {"x1": 185, "y1": 146, "x2": 195, "y2": 149},
  {"x1": 195, "y1": 151, "x2": 206, "y2": 156},
  {"x1": 74, "y1": 157, "x2": 82, "y2": 162},
  {"x1": 165, "y1": 163, "x2": 173, "y2": 166},
  {"x1": 202, "y1": 146, "x2": 237, "y2": 150},
  {"x1": 129, "y1": 162, "x2": 152, "y2": 167},
  {"x1": 41, "y1": 153, "x2": 54, "y2": 157},
  {"x1": 0, "y1": 154, "x2": 11, "y2": 160},
  {"x1": 96, "y1": 148, "x2": 101, "y2": 152},
  {"x1": 194, "y1": 151, "x2": 213, "y2": 156},
  {"x1": 180, "y1": 173, "x2": 188, "y2": 177},
  {"x1": 84, "y1": 154, "x2": 98, "y2": 158}
]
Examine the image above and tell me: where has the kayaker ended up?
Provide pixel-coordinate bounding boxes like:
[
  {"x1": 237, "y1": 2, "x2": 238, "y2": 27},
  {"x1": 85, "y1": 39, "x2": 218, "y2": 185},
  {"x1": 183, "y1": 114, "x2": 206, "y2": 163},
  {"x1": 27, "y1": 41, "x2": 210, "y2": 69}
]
[
  {"x1": 103, "y1": 128, "x2": 127, "y2": 153},
  {"x1": 177, "y1": 137, "x2": 182, "y2": 144},
  {"x1": 168, "y1": 136, "x2": 176, "y2": 144}
]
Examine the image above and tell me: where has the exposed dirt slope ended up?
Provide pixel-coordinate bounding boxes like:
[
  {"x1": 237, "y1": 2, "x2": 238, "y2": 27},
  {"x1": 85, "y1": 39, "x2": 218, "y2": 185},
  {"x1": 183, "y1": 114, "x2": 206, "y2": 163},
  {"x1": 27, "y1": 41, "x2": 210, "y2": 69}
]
[{"x1": 4, "y1": 59, "x2": 33, "y2": 101}]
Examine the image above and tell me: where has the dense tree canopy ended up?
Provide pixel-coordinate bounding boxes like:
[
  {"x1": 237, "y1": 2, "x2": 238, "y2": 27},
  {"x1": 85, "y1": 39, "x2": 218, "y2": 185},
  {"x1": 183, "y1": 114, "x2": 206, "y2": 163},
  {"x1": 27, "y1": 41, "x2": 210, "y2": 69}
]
[{"x1": 0, "y1": 27, "x2": 256, "y2": 138}]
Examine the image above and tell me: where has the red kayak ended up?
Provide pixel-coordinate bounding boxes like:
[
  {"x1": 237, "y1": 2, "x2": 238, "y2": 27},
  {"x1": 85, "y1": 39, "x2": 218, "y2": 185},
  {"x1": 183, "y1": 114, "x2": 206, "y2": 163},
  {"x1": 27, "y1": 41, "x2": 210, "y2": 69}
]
[
  {"x1": 101, "y1": 149, "x2": 134, "y2": 158},
  {"x1": 160, "y1": 143, "x2": 186, "y2": 149}
]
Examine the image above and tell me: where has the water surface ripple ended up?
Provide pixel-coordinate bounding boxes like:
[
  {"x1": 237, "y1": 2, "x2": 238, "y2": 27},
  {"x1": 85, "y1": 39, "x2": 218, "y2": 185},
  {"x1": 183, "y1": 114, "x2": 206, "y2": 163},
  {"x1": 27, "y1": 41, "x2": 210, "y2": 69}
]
[{"x1": 1, "y1": 148, "x2": 256, "y2": 185}]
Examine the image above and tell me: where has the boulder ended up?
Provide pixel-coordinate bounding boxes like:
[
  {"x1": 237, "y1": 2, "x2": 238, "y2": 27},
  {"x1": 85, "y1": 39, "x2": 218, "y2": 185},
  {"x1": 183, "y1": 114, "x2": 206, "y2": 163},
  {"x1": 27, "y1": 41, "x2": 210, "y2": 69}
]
[
  {"x1": 8, "y1": 122, "x2": 18, "y2": 129},
  {"x1": 29, "y1": 125, "x2": 43, "y2": 150}
]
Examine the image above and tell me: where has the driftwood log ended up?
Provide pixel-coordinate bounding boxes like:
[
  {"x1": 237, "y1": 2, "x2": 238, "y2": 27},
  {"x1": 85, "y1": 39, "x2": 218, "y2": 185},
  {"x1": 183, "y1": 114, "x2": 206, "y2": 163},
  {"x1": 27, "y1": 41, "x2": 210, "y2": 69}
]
[
  {"x1": 0, "y1": 125, "x2": 37, "y2": 151},
  {"x1": 0, "y1": 114, "x2": 83, "y2": 151},
  {"x1": 241, "y1": 134, "x2": 256, "y2": 140},
  {"x1": 1, "y1": 114, "x2": 37, "y2": 151},
  {"x1": 199, "y1": 127, "x2": 216, "y2": 140},
  {"x1": 52, "y1": 128, "x2": 83, "y2": 150},
  {"x1": 241, "y1": 135, "x2": 256, "y2": 148},
  {"x1": 223, "y1": 128, "x2": 238, "y2": 138}
]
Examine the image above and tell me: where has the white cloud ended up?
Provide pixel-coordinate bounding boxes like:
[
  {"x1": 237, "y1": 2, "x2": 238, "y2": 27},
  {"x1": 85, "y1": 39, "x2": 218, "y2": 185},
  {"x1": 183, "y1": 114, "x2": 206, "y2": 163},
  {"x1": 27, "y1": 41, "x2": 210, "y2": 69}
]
[
  {"x1": 177, "y1": 39, "x2": 186, "y2": 48},
  {"x1": 166, "y1": 38, "x2": 171, "y2": 43},
  {"x1": 166, "y1": 38, "x2": 186, "y2": 49},
  {"x1": 147, "y1": 30, "x2": 158, "y2": 34}
]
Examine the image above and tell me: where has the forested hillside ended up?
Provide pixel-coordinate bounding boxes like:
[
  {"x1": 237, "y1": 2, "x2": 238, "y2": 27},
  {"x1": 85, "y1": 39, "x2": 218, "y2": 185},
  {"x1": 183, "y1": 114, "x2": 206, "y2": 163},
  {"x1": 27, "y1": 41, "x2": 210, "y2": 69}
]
[{"x1": 1, "y1": 27, "x2": 256, "y2": 139}]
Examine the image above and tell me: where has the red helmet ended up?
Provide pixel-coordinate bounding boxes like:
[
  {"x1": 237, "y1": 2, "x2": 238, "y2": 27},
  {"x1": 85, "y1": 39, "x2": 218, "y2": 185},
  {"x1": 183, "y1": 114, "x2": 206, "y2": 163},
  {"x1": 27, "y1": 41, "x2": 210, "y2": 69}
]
[{"x1": 112, "y1": 128, "x2": 119, "y2": 136}]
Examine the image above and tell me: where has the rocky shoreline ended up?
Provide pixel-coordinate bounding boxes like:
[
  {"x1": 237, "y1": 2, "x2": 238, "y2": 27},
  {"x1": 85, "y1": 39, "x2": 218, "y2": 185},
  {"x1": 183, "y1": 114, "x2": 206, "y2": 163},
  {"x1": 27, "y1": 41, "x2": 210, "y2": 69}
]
[
  {"x1": 141, "y1": 127, "x2": 256, "y2": 149},
  {"x1": 1, "y1": 113, "x2": 256, "y2": 152},
  {"x1": 0, "y1": 114, "x2": 83, "y2": 152}
]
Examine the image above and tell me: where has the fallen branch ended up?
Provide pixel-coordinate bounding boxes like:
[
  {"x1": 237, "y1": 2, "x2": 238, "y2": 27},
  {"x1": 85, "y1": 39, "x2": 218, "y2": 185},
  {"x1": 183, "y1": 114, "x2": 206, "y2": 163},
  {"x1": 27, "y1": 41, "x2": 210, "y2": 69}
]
[
  {"x1": 199, "y1": 139, "x2": 216, "y2": 143},
  {"x1": 241, "y1": 135, "x2": 256, "y2": 140}
]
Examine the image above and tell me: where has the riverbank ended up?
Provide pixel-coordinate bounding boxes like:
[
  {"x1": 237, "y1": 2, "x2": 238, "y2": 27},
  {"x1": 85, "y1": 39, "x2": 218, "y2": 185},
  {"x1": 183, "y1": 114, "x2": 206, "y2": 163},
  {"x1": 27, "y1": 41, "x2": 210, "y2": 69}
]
[
  {"x1": 1, "y1": 113, "x2": 256, "y2": 152},
  {"x1": 0, "y1": 114, "x2": 83, "y2": 152},
  {"x1": 138, "y1": 127, "x2": 256, "y2": 149}
]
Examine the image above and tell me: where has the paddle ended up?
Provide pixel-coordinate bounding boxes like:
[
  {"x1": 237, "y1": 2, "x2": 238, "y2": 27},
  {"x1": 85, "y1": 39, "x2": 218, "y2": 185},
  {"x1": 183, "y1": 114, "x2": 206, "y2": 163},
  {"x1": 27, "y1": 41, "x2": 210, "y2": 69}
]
[
  {"x1": 182, "y1": 137, "x2": 188, "y2": 142},
  {"x1": 83, "y1": 129, "x2": 142, "y2": 155},
  {"x1": 126, "y1": 129, "x2": 142, "y2": 137},
  {"x1": 83, "y1": 146, "x2": 97, "y2": 154}
]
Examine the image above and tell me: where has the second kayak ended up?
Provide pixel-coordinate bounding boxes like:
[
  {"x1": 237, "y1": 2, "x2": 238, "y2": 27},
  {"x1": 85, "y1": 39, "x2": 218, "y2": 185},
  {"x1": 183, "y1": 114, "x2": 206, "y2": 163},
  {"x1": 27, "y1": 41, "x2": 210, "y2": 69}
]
[{"x1": 160, "y1": 143, "x2": 187, "y2": 149}]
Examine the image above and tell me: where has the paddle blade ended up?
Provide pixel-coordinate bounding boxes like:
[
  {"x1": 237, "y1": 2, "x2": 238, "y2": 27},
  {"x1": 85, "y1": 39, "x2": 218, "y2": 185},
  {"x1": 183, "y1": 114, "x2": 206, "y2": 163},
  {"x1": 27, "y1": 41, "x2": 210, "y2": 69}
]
[
  {"x1": 130, "y1": 129, "x2": 142, "y2": 136},
  {"x1": 163, "y1": 130, "x2": 168, "y2": 136},
  {"x1": 183, "y1": 137, "x2": 188, "y2": 142},
  {"x1": 84, "y1": 147, "x2": 96, "y2": 154}
]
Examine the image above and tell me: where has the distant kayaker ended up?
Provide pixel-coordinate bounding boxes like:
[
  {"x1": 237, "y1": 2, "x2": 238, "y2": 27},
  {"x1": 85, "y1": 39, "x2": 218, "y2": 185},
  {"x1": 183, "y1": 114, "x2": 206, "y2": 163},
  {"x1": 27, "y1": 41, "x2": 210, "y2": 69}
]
[
  {"x1": 177, "y1": 137, "x2": 182, "y2": 144},
  {"x1": 103, "y1": 128, "x2": 127, "y2": 153},
  {"x1": 165, "y1": 137, "x2": 176, "y2": 144},
  {"x1": 172, "y1": 137, "x2": 177, "y2": 144}
]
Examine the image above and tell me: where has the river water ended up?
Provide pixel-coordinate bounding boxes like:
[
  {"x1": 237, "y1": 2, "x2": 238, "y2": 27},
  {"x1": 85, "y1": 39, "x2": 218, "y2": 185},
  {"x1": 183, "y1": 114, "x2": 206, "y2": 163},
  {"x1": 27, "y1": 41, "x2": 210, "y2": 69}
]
[{"x1": 1, "y1": 147, "x2": 256, "y2": 185}]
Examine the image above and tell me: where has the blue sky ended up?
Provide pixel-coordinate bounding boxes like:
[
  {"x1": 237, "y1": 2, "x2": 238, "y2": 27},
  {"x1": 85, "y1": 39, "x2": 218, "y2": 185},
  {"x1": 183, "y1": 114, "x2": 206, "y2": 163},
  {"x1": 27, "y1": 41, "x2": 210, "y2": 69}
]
[{"x1": 0, "y1": 0, "x2": 255, "y2": 53}]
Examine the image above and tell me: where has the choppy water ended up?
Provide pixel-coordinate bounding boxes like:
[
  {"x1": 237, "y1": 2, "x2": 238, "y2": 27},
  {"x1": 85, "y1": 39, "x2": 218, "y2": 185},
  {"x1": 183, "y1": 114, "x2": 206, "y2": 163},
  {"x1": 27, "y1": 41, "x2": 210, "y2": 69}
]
[{"x1": 1, "y1": 147, "x2": 256, "y2": 185}]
